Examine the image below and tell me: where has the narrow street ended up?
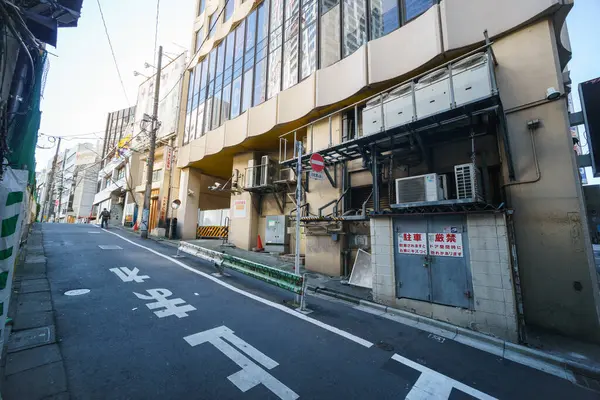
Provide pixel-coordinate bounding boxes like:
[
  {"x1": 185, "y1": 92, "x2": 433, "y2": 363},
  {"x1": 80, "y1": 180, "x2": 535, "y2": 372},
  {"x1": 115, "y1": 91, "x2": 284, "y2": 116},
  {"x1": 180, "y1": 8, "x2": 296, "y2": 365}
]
[{"x1": 43, "y1": 224, "x2": 596, "y2": 400}]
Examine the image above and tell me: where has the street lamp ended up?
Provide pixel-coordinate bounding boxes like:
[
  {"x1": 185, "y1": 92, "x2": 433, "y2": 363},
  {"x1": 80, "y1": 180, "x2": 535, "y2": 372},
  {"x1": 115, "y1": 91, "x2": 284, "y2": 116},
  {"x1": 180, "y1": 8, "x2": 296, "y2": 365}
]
[{"x1": 133, "y1": 71, "x2": 150, "y2": 78}]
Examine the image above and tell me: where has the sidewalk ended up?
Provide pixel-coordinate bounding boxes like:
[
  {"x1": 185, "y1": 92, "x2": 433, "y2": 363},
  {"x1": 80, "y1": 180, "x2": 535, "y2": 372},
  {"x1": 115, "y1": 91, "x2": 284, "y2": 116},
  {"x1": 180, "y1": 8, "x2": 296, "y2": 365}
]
[{"x1": 1, "y1": 224, "x2": 68, "y2": 399}]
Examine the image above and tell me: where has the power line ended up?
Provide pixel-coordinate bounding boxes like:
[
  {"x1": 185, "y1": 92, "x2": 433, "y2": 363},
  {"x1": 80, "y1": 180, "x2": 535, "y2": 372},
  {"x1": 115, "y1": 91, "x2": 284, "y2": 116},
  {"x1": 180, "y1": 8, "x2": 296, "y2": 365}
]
[{"x1": 96, "y1": 0, "x2": 131, "y2": 106}]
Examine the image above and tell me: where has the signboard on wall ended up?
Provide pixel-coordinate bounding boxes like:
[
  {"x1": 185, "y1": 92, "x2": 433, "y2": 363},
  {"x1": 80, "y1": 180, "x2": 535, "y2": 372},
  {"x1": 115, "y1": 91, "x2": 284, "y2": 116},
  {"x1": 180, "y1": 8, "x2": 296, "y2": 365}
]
[
  {"x1": 233, "y1": 199, "x2": 247, "y2": 219},
  {"x1": 164, "y1": 146, "x2": 173, "y2": 171},
  {"x1": 397, "y1": 232, "x2": 427, "y2": 255},
  {"x1": 428, "y1": 233, "x2": 464, "y2": 257}
]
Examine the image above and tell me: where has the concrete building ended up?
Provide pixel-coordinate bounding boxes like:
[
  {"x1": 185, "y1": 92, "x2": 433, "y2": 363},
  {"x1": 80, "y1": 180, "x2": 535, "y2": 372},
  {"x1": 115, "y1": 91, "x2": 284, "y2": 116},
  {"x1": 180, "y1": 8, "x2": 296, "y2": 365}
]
[
  {"x1": 93, "y1": 106, "x2": 137, "y2": 225},
  {"x1": 55, "y1": 143, "x2": 99, "y2": 223},
  {"x1": 173, "y1": 0, "x2": 600, "y2": 343},
  {"x1": 93, "y1": 53, "x2": 187, "y2": 232},
  {"x1": 130, "y1": 52, "x2": 187, "y2": 236}
]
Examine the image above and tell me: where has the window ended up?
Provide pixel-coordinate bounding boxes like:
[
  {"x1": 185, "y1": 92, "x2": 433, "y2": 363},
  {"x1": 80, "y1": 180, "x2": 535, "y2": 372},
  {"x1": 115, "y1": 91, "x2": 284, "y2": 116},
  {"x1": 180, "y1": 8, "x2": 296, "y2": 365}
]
[
  {"x1": 283, "y1": 0, "x2": 300, "y2": 90},
  {"x1": 405, "y1": 0, "x2": 434, "y2": 22},
  {"x1": 267, "y1": 0, "x2": 284, "y2": 98},
  {"x1": 370, "y1": 0, "x2": 400, "y2": 39},
  {"x1": 207, "y1": 13, "x2": 217, "y2": 39},
  {"x1": 211, "y1": 42, "x2": 226, "y2": 129},
  {"x1": 197, "y1": 59, "x2": 208, "y2": 138},
  {"x1": 253, "y1": 3, "x2": 268, "y2": 105},
  {"x1": 152, "y1": 169, "x2": 163, "y2": 182},
  {"x1": 221, "y1": 32, "x2": 235, "y2": 124},
  {"x1": 116, "y1": 166, "x2": 125, "y2": 181},
  {"x1": 225, "y1": 0, "x2": 235, "y2": 21},
  {"x1": 231, "y1": 21, "x2": 245, "y2": 119},
  {"x1": 183, "y1": 69, "x2": 195, "y2": 144},
  {"x1": 198, "y1": 0, "x2": 206, "y2": 16},
  {"x1": 204, "y1": 49, "x2": 217, "y2": 133},
  {"x1": 342, "y1": 0, "x2": 367, "y2": 58},
  {"x1": 320, "y1": 0, "x2": 340, "y2": 68},
  {"x1": 195, "y1": 28, "x2": 204, "y2": 52},
  {"x1": 242, "y1": 10, "x2": 257, "y2": 112},
  {"x1": 300, "y1": 0, "x2": 318, "y2": 80}
]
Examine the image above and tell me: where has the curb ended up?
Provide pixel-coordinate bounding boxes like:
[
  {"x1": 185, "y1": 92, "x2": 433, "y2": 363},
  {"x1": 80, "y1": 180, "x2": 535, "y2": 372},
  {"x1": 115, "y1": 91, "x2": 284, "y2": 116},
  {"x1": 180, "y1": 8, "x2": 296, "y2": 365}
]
[{"x1": 310, "y1": 286, "x2": 600, "y2": 383}]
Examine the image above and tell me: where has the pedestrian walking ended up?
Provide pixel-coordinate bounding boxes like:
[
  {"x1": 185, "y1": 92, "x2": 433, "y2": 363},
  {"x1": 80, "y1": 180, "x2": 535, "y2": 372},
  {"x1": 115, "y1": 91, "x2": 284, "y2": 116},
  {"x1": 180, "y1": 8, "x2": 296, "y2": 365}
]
[{"x1": 100, "y1": 208, "x2": 111, "y2": 229}]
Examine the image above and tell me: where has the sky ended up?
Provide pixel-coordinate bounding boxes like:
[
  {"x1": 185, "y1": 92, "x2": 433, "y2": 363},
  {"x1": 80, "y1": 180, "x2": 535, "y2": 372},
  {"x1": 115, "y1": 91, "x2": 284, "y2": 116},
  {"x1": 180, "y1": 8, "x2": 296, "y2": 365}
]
[
  {"x1": 35, "y1": 0, "x2": 600, "y2": 175},
  {"x1": 35, "y1": 0, "x2": 195, "y2": 171}
]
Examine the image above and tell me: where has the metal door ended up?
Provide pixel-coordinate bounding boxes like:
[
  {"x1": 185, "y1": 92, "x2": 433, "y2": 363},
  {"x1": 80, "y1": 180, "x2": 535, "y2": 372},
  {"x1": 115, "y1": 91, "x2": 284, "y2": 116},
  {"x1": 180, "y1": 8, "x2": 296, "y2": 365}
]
[
  {"x1": 393, "y1": 217, "x2": 431, "y2": 302},
  {"x1": 392, "y1": 215, "x2": 473, "y2": 309},
  {"x1": 428, "y1": 215, "x2": 472, "y2": 309}
]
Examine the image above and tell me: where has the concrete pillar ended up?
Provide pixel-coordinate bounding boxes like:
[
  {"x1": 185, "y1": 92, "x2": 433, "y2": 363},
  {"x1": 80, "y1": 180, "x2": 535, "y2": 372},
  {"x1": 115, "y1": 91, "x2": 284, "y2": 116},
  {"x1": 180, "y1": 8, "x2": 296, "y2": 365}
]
[{"x1": 176, "y1": 167, "x2": 202, "y2": 240}]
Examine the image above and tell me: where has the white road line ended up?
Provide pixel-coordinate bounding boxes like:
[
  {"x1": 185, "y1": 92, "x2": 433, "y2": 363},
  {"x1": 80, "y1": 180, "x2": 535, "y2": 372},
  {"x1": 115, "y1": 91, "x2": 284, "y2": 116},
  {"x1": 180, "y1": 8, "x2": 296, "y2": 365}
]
[
  {"x1": 102, "y1": 229, "x2": 373, "y2": 348},
  {"x1": 392, "y1": 354, "x2": 496, "y2": 400}
]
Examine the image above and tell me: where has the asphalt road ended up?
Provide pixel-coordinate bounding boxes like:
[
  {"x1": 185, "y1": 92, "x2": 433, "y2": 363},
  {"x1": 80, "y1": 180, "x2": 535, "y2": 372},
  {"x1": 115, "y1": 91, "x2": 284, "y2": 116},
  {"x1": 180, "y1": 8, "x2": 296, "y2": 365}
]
[{"x1": 43, "y1": 223, "x2": 597, "y2": 400}]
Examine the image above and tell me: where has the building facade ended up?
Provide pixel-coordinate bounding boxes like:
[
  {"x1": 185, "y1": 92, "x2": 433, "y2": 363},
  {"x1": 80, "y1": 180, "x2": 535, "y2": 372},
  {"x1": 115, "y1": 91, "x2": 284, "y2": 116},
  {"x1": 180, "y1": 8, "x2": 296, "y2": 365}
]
[{"x1": 173, "y1": 0, "x2": 600, "y2": 343}]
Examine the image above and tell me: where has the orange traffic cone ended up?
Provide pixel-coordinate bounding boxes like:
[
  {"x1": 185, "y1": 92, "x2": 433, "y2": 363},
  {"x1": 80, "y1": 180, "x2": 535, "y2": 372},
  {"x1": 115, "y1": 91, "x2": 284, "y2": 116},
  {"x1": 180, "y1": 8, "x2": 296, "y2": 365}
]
[{"x1": 254, "y1": 235, "x2": 265, "y2": 252}]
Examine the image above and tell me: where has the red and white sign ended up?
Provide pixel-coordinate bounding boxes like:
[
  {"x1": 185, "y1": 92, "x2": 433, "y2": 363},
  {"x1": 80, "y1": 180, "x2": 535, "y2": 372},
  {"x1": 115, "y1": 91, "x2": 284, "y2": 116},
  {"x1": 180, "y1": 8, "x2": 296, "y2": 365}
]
[
  {"x1": 164, "y1": 146, "x2": 173, "y2": 171},
  {"x1": 310, "y1": 153, "x2": 325, "y2": 173},
  {"x1": 428, "y1": 233, "x2": 464, "y2": 258},
  {"x1": 398, "y1": 232, "x2": 427, "y2": 255}
]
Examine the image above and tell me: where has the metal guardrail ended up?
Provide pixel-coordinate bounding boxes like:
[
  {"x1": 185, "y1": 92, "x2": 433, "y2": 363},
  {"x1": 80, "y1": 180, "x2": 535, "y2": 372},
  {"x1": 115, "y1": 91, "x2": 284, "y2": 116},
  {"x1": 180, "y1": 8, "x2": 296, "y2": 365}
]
[{"x1": 178, "y1": 241, "x2": 304, "y2": 295}]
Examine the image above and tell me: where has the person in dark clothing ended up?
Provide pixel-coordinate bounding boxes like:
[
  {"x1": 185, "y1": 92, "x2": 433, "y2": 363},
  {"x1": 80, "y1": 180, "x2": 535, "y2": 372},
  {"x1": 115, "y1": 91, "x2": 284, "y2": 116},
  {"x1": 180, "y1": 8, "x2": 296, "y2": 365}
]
[{"x1": 100, "y1": 208, "x2": 111, "y2": 228}]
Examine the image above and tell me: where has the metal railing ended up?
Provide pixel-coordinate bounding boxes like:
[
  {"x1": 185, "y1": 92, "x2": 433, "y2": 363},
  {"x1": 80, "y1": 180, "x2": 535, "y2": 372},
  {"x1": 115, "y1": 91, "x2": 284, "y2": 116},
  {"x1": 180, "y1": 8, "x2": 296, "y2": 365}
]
[
  {"x1": 278, "y1": 37, "x2": 498, "y2": 165},
  {"x1": 178, "y1": 241, "x2": 304, "y2": 295}
]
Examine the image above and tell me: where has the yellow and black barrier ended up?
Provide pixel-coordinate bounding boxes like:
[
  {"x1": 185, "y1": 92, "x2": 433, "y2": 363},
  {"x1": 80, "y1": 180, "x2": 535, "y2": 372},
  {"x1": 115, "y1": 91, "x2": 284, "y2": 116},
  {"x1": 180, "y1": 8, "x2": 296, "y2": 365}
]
[{"x1": 196, "y1": 225, "x2": 229, "y2": 239}]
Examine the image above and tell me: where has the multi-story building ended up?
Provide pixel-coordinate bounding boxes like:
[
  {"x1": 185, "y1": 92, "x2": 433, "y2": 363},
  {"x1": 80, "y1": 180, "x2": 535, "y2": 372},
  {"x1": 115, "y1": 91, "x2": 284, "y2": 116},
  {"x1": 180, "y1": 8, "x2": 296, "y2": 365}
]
[
  {"x1": 54, "y1": 143, "x2": 99, "y2": 223},
  {"x1": 93, "y1": 106, "x2": 137, "y2": 225},
  {"x1": 93, "y1": 53, "x2": 187, "y2": 231},
  {"x1": 173, "y1": 0, "x2": 600, "y2": 343}
]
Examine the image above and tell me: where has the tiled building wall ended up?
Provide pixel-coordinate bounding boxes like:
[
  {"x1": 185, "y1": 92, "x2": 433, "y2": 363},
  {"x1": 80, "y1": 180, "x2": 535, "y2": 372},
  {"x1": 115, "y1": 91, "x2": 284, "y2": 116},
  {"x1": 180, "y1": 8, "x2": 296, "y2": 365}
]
[{"x1": 370, "y1": 213, "x2": 519, "y2": 342}]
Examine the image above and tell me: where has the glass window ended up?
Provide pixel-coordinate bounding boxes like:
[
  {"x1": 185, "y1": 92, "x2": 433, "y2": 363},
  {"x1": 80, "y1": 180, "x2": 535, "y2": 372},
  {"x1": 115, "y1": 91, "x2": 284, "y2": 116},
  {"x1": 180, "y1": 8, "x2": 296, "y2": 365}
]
[
  {"x1": 225, "y1": 0, "x2": 235, "y2": 21},
  {"x1": 283, "y1": 0, "x2": 300, "y2": 89},
  {"x1": 212, "y1": 42, "x2": 225, "y2": 129},
  {"x1": 267, "y1": 0, "x2": 284, "y2": 98},
  {"x1": 242, "y1": 69, "x2": 253, "y2": 112},
  {"x1": 405, "y1": 0, "x2": 434, "y2": 22},
  {"x1": 253, "y1": 58, "x2": 267, "y2": 106},
  {"x1": 342, "y1": 0, "x2": 367, "y2": 58},
  {"x1": 370, "y1": 0, "x2": 400, "y2": 39},
  {"x1": 230, "y1": 76, "x2": 242, "y2": 118},
  {"x1": 198, "y1": 0, "x2": 206, "y2": 16},
  {"x1": 320, "y1": 0, "x2": 340, "y2": 68},
  {"x1": 196, "y1": 103, "x2": 205, "y2": 139},
  {"x1": 195, "y1": 29, "x2": 204, "y2": 52},
  {"x1": 233, "y1": 21, "x2": 245, "y2": 80},
  {"x1": 267, "y1": 50, "x2": 282, "y2": 99},
  {"x1": 300, "y1": 0, "x2": 317, "y2": 80},
  {"x1": 221, "y1": 83, "x2": 232, "y2": 124},
  {"x1": 207, "y1": 13, "x2": 217, "y2": 39}
]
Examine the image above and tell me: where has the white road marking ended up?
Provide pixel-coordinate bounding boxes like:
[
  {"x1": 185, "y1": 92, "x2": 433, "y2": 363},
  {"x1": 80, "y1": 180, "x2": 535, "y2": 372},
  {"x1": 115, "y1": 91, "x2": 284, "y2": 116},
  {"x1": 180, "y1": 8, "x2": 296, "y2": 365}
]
[
  {"x1": 184, "y1": 326, "x2": 298, "y2": 400},
  {"x1": 102, "y1": 229, "x2": 373, "y2": 348},
  {"x1": 134, "y1": 288, "x2": 196, "y2": 318},
  {"x1": 109, "y1": 267, "x2": 150, "y2": 283},
  {"x1": 88, "y1": 231, "x2": 102, "y2": 234},
  {"x1": 65, "y1": 289, "x2": 90, "y2": 296},
  {"x1": 392, "y1": 354, "x2": 496, "y2": 400},
  {"x1": 132, "y1": 307, "x2": 138, "y2": 311},
  {"x1": 98, "y1": 245, "x2": 123, "y2": 250}
]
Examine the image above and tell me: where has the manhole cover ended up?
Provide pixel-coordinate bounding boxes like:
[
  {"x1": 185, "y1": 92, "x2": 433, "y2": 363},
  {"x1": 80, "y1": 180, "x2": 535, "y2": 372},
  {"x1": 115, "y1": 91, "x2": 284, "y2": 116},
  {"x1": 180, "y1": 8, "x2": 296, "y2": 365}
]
[{"x1": 65, "y1": 289, "x2": 90, "y2": 296}]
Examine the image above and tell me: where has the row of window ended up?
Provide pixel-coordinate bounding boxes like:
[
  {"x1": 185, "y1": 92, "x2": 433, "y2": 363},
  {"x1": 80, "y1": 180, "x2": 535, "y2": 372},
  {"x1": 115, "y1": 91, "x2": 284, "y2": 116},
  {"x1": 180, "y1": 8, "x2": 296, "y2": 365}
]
[{"x1": 185, "y1": 0, "x2": 435, "y2": 145}]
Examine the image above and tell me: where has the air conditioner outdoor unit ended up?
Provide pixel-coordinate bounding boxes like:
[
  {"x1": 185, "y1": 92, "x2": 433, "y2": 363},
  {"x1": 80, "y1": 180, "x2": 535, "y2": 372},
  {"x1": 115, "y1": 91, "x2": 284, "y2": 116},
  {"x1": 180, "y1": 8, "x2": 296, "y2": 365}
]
[
  {"x1": 452, "y1": 53, "x2": 492, "y2": 107},
  {"x1": 415, "y1": 69, "x2": 451, "y2": 119},
  {"x1": 362, "y1": 94, "x2": 387, "y2": 136},
  {"x1": 395, "y1": 173, "x2": 448, "y2": 204},
  {"x1": 278, "y1": 167, "x2": 295, "y2": 182},
  {"x1": 246, "y1": 159, "x2": 258, "y2": 188},
  {"x1": 454, "y1": 163, "x2": 484, "y2": 201},
  {"x1": 260, "y1": 155, "x2": 276, "y2": 186},
  {"x1": 384, "y1": 83, "x2": 414, "y2": 129}
]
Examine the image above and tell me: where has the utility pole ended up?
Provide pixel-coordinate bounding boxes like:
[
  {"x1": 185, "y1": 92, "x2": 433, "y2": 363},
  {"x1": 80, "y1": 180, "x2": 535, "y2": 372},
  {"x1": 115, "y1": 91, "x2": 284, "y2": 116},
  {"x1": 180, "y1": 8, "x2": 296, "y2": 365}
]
[
  {"x1": 43, "y1": 137, "x2": 61, "y2": 222},
  {"x1": 295, "y1": 140, "x2": 302, "y2": 305},
  {"x1": 141, "y1": 45, "x2": 163, "y2": 239}
]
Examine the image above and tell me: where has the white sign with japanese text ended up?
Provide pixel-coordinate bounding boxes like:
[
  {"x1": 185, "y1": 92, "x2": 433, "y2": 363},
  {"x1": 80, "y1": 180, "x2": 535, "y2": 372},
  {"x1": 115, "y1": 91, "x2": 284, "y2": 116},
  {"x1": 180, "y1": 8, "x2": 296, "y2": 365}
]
[
  {"x1": 233, "y1": 200, "x2": 247, "y2": 219},
  {"x1": 398, "y1": 233, "x2": 427, "y2": 255},
  {"x1": 428, "y1": 233, "x2": 464, "y2": 258},
  {"x1": 309, "y1": 171, "x2": 325, "y2": 181}
]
